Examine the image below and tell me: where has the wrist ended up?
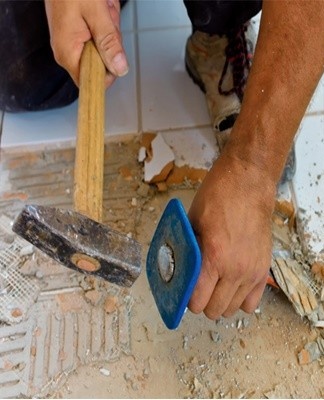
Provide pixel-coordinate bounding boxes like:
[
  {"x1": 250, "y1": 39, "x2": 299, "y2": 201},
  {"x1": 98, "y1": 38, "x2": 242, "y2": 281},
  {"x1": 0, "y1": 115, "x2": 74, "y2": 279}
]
[
  {"x1": 216, "y1": 141, "x2": 278, "y2": 214},
  {"x1": 225, "y1": 111, "x2": 291, "y2": 187}
]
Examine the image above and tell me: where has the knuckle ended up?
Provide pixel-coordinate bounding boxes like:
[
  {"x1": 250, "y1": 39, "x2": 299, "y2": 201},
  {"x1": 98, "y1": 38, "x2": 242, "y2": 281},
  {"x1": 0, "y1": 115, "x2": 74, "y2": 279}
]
[
  {"x1": 241, "y1": 304, "x2": 255, "y2": 314},
  {"x1": 204, "y1": 302, "x2": 223, "y2": 320},
  {"x1": 241, "y1": 298, "x2": 258, "y2": 314},
  {"x1": 188, "y1": 304, "x2": 202, "y2": 315},
  {"x1": 97, "y1": 31, "x2": 121, "y2": 53},
  {"x1": 246, "y1": 268, "x2": 267, "y2": 287},
  {"x1": 50, "y1": 39, "x2": 66, "y2": 67},
  {"x1": 222, "y1": 309, "x2": 235, "y2": 318},
  {"x1": 232, "y1": 262, "x2": 247, "y2": 281},
  {"x1": 188, "y1": 299, "x2": 204, "y2": 315},
  {"x1": 204, "y1": 308, "x2": 220, "y2": 321}
]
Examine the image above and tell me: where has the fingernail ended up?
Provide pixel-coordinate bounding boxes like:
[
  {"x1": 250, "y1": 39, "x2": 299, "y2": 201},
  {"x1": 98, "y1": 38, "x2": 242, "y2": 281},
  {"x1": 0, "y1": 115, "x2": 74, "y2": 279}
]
[{"x1": 112, "y1": 53, "x2": 128, "y2": 77}]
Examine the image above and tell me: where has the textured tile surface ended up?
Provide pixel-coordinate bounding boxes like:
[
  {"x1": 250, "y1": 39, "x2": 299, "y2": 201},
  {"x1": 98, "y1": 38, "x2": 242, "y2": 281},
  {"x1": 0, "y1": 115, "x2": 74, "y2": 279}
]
[{"x1": 0, "y1": 290, "x2": 131, "y2": 398}]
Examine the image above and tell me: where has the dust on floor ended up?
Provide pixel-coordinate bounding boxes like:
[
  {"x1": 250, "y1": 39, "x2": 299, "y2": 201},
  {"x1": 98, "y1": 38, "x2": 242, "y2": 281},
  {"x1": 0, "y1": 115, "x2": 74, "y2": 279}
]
[{"x1": 0, "y1": 138, "x2": 323, "y2": 399}]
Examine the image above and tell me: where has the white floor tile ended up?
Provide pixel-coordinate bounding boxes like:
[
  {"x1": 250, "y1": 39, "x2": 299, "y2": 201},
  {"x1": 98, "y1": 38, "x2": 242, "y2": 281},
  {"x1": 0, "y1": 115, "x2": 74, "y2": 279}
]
[
  {"x1": 252, "y1": 11, "x2": 262, "y2": 27},
  {"x1": 106, "y1": 33, "x2": 138, "y2": 136},
  {"x1": 138, "y1": 28, "x2": 210, "y2": 132},
  {"x1": 293, "y1": 115, "x2": 324, "y2": 258},
  {"x1": 136, "y1": 0, "x2": 190, "y2": 30},
  {"x1": 162, "y1": 127, "x2": 217, "y2": 170},
  {"x1": 121, "y1": 0, "x2": 135, "y2": 32},
  {"x1": 305, "y1": 76, "x2": 324, "y2": 115},
  {"x1": 2, "y1": 33, "x2": 138, "y2": 148},
  {"x1": 2, "y1": 102, "x2": 78, "y2": 148},
  {"x1": 277, "y1": 182, "x2": 292, "y2": 202}
]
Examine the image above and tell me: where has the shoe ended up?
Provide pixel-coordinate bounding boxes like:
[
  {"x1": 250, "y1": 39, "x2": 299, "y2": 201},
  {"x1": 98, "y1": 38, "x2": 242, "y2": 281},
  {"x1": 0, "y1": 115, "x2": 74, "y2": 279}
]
[
  {"x1": 185, "y1": 23, "x2": 296, "y2": 184},
  {"x1": 185, "y1": 23, "x2": 256, "y2": 138}
]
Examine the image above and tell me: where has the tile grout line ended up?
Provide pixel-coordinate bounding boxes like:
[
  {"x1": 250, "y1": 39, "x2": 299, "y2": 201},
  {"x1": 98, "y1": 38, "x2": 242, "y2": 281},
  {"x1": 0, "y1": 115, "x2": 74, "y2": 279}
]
[
  {"x1": 304, "y1": 110, "x2": 324, "y2": 117},
  {"x1": 132, "y1": 25, "x2": 191, "y2": 34},
  {"x1": 133, "y1": 1, "x2": 143, "y2": 134}
]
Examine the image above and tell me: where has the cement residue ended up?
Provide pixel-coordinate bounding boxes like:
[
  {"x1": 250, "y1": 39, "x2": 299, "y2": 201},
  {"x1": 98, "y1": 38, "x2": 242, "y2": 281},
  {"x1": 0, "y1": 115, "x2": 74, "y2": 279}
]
[{"x1": 1, "y1": 138, "x2": 324, "y2": 398}]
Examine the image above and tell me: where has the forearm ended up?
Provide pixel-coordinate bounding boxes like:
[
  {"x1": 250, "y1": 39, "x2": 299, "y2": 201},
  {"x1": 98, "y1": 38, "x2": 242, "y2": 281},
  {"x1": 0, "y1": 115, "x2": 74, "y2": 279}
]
[{"x1": 228, "y1": 0, "x2": 324, "y2": 184}]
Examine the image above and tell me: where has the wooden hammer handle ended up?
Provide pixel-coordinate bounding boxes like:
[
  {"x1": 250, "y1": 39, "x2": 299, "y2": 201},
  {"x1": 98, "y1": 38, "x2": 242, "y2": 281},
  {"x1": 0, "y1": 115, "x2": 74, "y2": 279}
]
[{"x1": 74, "y1": 41, "x2": 106, "y2": 222}]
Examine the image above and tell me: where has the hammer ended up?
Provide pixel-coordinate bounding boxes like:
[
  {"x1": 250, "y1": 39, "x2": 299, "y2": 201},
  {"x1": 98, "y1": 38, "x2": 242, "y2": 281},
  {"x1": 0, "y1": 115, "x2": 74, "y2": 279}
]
[{"x1": 12, "y1": 41, "x2": 141, "y2": 287}]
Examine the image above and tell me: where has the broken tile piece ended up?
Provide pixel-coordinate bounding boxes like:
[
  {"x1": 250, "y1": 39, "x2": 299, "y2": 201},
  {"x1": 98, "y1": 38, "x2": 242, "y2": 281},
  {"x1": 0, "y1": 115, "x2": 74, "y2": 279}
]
[
  {"x1": 298, "y1": 337, "x2": 324, "y2": 365},
  {"x1": 104, "y1": 296, "x2": 118, "y2": 314},
  {"x1": 138, "y1": 147, "x2": 147, "y2": 163},
  {"x1": 85, "y1": 290, "x2": 102, "y2": 306},
  {"x1": 156, "y1": 182, "x2": 168, "y2": 192},
  {"x1": 275, "y1": 200, "x2": 295, "y2": 219},
  {"x1": 140, "y1": 132, "x2": 156, "y2": 161},
  {"x1": 311, "y1": 261, "x2": 324, "y2": 284},
  {"x1": 56, "y1": 292, "x2": 89, "y2": 313},
  {"x1": 166, "y1": 165, "x2": 207, "y2": 185},
  {"x1": 144, "y1": 133, "x2": 175, "y2": 183},
  {"x1": 119, "y1": 165, "x2": 133, "y2": 181}
]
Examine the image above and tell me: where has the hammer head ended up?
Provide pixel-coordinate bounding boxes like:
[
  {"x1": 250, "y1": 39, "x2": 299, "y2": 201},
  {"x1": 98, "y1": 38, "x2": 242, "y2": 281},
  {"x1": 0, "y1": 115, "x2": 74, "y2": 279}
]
[{"x1": 12, "y1": 205, "x2": 142, "y2": 287}]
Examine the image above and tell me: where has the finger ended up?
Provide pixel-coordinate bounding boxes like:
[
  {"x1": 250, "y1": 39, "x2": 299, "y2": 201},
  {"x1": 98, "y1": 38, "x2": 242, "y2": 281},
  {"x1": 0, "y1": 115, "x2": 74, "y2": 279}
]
[
  {"x1": 203, "y1": 278, "x2": 240, "y2": 320},
  {"x1": 45, "y1": 2, "x2": 91, "y2": 85},
  {"x1": 85, "y1": 0, "x2": 129, "y2": 77},
  {"x1": 221, "y1": 284, "x2": 252, "y2": 317},
  {"x1": 107, "y1": 0, "x2": 121, "y2": 28},
  {"x1": 240, "y1": 277, "x2": 268, "y2": 314},
  {"x1": 223, "y1": 273, "x2": 268, "y2": 317},
  {"x1": 105, "y1": 72, "x2": 116, "y2": 89},
  {"x1": 105, "y1": 1, "x2": 121, "y2": 87},
  {"x1": 188, "y1": 255, "x2": 219, "y2": 314}
]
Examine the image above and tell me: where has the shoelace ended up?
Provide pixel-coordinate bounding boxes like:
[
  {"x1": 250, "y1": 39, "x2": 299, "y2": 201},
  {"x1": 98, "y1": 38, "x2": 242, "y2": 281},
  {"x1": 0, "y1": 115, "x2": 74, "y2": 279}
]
[{"x1": 218, "y1": 24, "x2": 253, "y2": 102}]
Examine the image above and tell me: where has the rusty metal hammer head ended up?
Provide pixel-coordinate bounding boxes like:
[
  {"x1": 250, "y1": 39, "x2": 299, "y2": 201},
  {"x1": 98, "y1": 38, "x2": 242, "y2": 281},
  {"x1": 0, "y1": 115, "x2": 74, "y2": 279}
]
[{"x1": 12, "y1": 205, "x2": 142, "y2": 287}]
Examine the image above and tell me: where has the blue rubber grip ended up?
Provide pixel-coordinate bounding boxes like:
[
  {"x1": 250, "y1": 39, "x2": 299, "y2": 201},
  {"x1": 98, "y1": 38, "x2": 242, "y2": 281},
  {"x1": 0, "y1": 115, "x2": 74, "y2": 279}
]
[{"x1": 146, "y1": 198, "x2": 201, "y2": 329}]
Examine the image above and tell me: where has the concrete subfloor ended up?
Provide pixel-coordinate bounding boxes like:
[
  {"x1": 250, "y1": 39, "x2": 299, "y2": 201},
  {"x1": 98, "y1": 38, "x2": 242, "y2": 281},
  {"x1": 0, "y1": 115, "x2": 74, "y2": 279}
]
[{"x1": 0, "y1": 139, "x2": 323, "y2": 398}]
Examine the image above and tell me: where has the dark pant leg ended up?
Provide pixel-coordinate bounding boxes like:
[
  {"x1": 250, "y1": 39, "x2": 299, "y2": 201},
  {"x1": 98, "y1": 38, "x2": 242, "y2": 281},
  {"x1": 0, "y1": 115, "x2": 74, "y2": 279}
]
[
  {"x1": 183, "y1": 0, "x2": 262, "y2": 35},
  {"x1": 0, "y1": 1, "x2": 78, "y2": 112}
]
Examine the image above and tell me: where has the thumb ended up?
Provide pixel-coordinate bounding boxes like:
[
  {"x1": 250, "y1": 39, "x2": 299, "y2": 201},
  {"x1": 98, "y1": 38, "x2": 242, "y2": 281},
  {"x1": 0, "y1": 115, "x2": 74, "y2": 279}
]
[{"x1": 84, "y1": 0, "x2": 129, "y2": 77}]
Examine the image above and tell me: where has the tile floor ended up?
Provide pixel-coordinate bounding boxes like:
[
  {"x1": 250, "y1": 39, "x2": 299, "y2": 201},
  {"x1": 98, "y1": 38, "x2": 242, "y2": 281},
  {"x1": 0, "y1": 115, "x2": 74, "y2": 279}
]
[{"x1": 1, "y1": 0, "x2": 324, "y2": 260}]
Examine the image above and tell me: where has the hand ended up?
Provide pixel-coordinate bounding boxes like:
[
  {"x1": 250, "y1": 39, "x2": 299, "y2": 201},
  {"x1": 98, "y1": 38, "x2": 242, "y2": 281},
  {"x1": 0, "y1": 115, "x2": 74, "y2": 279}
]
[
  {"x1": 45, "y1": 0, "x2": 128, "y2": 87},
  {"x1": 188, "y1": 146, "x2": 276, "y2": 319}
]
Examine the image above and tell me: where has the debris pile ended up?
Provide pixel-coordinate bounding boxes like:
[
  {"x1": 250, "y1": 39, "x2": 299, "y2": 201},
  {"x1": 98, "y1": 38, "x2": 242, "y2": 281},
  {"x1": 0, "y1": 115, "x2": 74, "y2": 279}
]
[
  {"x1": 0, "y1": 215, "x2": 40, "y2": 324},
  {"x1": 298, "y1": 332, "x2": 324, "y2": 365},
  {"x1": 0, "y1": 214, "x2": 133, "y2": 398},
  {"x1": 271, "y1": 199, "x2": 324, "y2": 364}
]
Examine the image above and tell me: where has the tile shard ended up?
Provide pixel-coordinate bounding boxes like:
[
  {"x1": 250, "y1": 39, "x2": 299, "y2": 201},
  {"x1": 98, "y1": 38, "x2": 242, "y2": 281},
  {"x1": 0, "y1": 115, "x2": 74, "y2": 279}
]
[
  {"x1": 138, "y1": 146, "x2": 147, "y2": 163},
  {"x1": 143, "y1": 133, "x2": 175, "y2": 183},
  {"x1": 311, "y1": 261, "x2": 324, "y2": 284},
  {"x1": 298, "y1": 336, "x2": 324, "y2": 365},
  {"x1": 271, "y1": 257, "x2": 319, "y2": 319}
]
